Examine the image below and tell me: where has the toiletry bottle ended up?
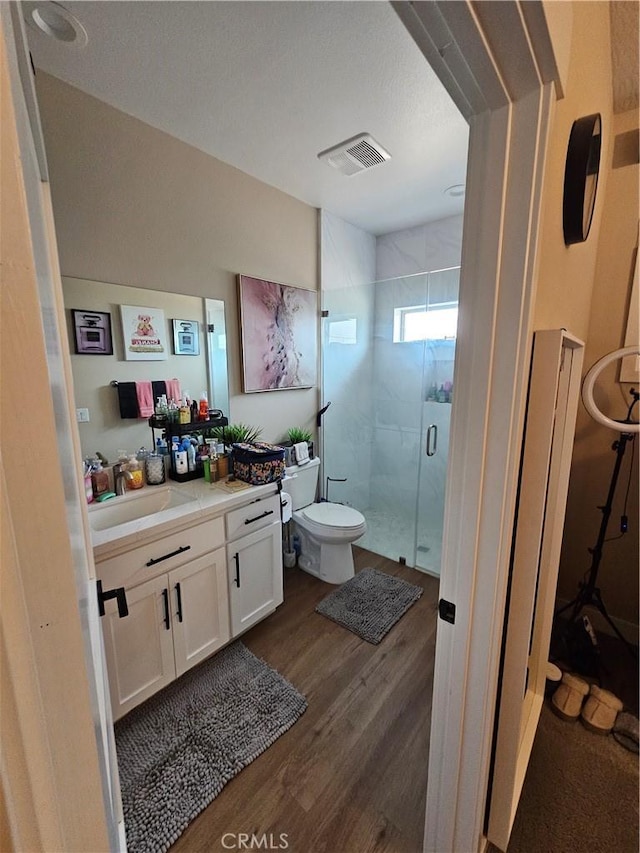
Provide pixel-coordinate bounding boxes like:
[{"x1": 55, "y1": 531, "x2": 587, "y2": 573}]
[
  {"x1": 199, "y1": 392, "x2": 209, "y2": 421},
  {"x1": 182, "y1": 437, "x2": 196, "y2": 472},
  {"x1": 126, "y1": 454, "x2": 144, "y2": 489},
  {"x1": 91, "y1": 460, "x2": 110, "y2": 500},
  {"x1": 179, "y1": 399, "x2": 190, "y2": 424},
  {"x1": 84, "y1": 462, "x2": 94, "y2": 504},
  {"x1": 174, "y1": 447, "x2": 188, "y2": 475}
]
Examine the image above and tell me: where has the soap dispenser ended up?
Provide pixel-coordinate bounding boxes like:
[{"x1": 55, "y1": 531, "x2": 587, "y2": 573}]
[{"x1": 126, "y1": 454, "x2": 144, "y2": 490}]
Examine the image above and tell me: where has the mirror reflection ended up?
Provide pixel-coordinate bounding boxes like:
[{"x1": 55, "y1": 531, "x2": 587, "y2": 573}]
[{"x1": 63, "y1": 277, "x2": 229, "y2": 464}]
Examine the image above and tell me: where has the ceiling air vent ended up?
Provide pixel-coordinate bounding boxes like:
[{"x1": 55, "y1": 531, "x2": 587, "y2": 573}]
[{"x1": 318, "y1": 133, "x2": 391, "y2": 176}]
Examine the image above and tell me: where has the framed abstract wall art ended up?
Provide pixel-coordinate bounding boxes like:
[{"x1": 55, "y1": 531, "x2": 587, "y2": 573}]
[
  {"x1": 238, "y1": 275, "x2": 317, "y2": 392},
  {"x1": 120, "y1": 304, "x2": 168, "y2": 361}
]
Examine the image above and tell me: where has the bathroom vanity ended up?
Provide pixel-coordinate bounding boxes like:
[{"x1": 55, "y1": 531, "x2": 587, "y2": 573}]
[{"x1": 91, "y1": 482, "x2": 282, "y2": 720}]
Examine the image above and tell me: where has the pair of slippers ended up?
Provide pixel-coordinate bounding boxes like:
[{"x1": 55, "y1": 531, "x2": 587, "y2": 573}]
[{"x1": 551, "y1": 672, "x2": 623, "y2": 734}]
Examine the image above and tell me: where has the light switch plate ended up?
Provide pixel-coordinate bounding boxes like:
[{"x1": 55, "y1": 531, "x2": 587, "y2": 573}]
[{"x1": 76, "y1": 407, "x2": 90, "y2": 423}]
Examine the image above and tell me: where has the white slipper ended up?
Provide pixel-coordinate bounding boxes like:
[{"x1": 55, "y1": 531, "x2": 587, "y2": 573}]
[
  {"x1": 551, "y1": 672, "x2": 589, "y2": 721},
  {"x1": 581, "y1": 684, "x2": 623, "y2": 735}
]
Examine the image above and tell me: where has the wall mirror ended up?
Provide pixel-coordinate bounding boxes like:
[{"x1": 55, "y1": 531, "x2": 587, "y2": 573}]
[
  {"x1": 562, "y1": 113, "x2": 602, "y2": 245},
  {"x1": 63, "y1": 276, "x2": 229, "y2": 464}
]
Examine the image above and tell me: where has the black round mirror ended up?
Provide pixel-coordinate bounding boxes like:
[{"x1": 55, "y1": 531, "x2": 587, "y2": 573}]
[{"x1": 563, "y1": 113, "x2": 601, "y2": 245}]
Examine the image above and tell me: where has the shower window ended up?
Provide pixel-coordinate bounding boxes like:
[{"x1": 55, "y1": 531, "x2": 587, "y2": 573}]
[{"x1": 393, "y1": 302, "x2": 458, "y2": 343}]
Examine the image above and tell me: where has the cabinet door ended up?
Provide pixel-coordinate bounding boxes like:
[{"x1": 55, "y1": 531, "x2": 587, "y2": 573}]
[
  {"x1": 102, "y1": 574, "x2": 175, "y2": 720},
  {"x1": 227, "y1": 521, "x2": 283, "y2": 637},
  {"x1": 170, "y1": 548, "x2": 230, "y2": 678}
]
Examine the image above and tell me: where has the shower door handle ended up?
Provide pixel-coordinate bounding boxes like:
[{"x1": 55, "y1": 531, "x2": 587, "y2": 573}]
[{"x1": 426, "y1": 424, "x2": 438, "y2": 457}]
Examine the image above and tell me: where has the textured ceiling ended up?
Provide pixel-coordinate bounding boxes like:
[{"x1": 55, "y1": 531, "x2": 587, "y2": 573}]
[
  {"x1": 610, "y1": 1, "x2": 639, "y2": 114},
  {"x1": 25, "y1": 1, "x2": 469, "y2": 236}
]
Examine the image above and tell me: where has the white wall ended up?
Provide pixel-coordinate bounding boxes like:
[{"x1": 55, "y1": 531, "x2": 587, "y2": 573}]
[
  {"x1": 320, "y1": 211, "x2": 376, "y2": 506},
  {"x1": 36, "y1": 73, "x2": 319, "y2": 448}
]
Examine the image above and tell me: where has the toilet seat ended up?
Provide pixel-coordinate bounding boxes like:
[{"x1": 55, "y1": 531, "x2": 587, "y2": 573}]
[{"x1": 302, "y1": 502, "x2": 365, "y2": 530}]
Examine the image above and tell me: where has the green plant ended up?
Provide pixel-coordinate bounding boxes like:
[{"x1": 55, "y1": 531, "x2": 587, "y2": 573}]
[
  {"x1": 287, "y1": 427, "x2": 312, "y2": 444},
  {"x1": 210, "y1": 423, "x2": 262, "y2": 448}
]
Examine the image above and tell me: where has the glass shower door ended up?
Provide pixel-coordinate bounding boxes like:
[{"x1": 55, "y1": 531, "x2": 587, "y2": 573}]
[
  {"x1": 320, "y1": 267, "x2": 458, "y2": 574},
  {"x1": 414, "y1": 267, "x2": 459, "y2": 576}
]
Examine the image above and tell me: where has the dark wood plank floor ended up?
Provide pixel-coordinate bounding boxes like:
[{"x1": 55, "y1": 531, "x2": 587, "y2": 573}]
[{"x1": 171, "y1": 547, "x2": 440, "y2": 853}]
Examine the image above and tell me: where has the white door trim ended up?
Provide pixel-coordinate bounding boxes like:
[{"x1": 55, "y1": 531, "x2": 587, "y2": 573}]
[{"x1": 395, "y1": 3, "x2": 558, "y2": 851}]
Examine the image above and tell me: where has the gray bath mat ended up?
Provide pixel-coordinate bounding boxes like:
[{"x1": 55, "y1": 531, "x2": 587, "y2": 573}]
[
  {"x1": 315, "y1": 568, "x2": 423, "y2": 644},
  {"x1": 114, "y1": 641, "x2": 307, "y2": 853}
]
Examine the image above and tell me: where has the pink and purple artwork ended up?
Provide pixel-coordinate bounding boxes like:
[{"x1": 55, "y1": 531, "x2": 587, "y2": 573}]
[{"x1": 238, "y1": 275, "x2": 317, "y2": 392}]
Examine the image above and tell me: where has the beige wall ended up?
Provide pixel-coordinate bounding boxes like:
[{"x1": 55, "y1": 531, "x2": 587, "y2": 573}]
[
  {"x1": 64, "y1": 276, "x2": 210, "y2": 463},
  {"x1": 534, "y1": 2, "x2": 638, "y2": 630},
  {"x1": 36, "y1": 73, "x2": 319, "y2": 445},
  {"x1": 534, "y1": 2, "x2": 612, "y2": 341},
  {"x1": 558, "y1": 107, "x2": 639, "y2": 630}
]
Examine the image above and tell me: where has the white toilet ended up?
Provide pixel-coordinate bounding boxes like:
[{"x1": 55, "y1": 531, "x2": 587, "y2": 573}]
[{"x1": 284, "y1": 457, "x2": 366, "y2": 584}]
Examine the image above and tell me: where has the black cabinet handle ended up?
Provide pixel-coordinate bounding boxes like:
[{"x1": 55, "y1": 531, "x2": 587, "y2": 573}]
[
  {"x1": 233, "y1": 552, "x2": 240, "y2": 588},
  {"x1": 244, "y1": 509, "x2": 274, "y2": 525},
  {"x1": 162, "y1": 588, "x2": 171, "y2": 630},
  {"x1": 146, "y1": 545, "x2": 191, "y2": 566},
  {"x1": 175, "y1": 582, "x2": 183, "y2": 623},
  {"x1": 96, "y1": 580, "x2": 129, "y2": 618}
]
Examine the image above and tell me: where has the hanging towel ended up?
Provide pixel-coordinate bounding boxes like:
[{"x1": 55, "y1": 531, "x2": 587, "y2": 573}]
[
  {"x1": 152, "y1": 380, "x2": 167, "y2": 403},
  {"x1": 294, "y1": 441, "x2": 310, "y2": 465},
  {"x1": 166, "y1": 378, "x2": 182, "y2": 403},
  {"x1": 116, "y1": 382, "x2": 139, "y2": 419},
  {"x1": 135, "y1": 381, "x2": 154, "y2": 418}
]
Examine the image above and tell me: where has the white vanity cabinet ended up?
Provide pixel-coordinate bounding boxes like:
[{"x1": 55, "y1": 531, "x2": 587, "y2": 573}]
[
  {"x1": 226, "y1": 493, "x2": 284, "y2": 637},
  {"x1": 98, "y1": 518, "x2": 229, "y2": 720},
  {"x1": 95, "y1": 486, "x2": 283, "y2": 720}
]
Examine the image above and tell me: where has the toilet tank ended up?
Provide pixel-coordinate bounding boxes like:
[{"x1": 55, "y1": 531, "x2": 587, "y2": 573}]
[{"x1": 284, "y1": 456, "x2": 320, "y2": 510}]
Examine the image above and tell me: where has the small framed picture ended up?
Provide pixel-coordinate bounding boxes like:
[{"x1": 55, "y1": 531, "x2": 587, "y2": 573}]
[
  {"x1": 173, "y1": 319, "x2": 200, "y2": 355},
  {"x1": 71, "y1": 309, "x2": 113, "y2": 355}
]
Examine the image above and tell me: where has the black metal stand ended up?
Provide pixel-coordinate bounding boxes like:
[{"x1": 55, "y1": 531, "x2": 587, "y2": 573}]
[{"x1": 555, "y1": 389, "x2": 639, "y2": 660}]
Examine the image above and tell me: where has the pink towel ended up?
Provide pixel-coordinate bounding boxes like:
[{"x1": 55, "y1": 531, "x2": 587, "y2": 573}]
[
  {"x1": 166, "y1": 378, "x2": 182, "y2": 403},
  {"x1": 135, "y1": 381, "x2": 154, "y2": 418}
]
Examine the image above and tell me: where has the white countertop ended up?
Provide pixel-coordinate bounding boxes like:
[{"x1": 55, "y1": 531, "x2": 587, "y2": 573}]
[{"x1": 90, "y1": 478, "x2": 280, "y2": 560}]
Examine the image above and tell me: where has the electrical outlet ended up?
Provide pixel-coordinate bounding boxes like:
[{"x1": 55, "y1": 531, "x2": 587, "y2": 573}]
[{"x1": 76, "y1": 407, "x2": 90, "y2": 423}]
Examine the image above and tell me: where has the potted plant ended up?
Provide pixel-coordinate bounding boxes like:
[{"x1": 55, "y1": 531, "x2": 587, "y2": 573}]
[
  {"x1": 210, "y1": 423, "x2": 262, "y2": 450},
  {"x1": 209, "y1": 423, "x2": 262, "y2": 477},
  {"x1": 281, "y1": 427, "x2": 314, "y2": 464}
]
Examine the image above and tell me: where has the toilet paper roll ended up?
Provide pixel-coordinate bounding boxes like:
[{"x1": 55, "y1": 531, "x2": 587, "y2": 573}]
[{"x1": 280, "y1": 491, "x2": 292, "y2": 524}]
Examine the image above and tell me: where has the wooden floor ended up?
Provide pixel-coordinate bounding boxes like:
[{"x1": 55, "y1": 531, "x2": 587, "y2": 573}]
[{"x1": 171, "y1": 547, "x2": 440, "y2": 853}]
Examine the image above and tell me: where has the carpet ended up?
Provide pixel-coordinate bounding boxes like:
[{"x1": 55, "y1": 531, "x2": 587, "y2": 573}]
[
  {"x1": 315, "y1": 567, "x2": 423, "y2": 644},
  {"x1": 504, "y1": 702, "x2": 639, "y2": 852},
  {"x1": 114, "y1": 641, "x2": 307, "y2": 853}
]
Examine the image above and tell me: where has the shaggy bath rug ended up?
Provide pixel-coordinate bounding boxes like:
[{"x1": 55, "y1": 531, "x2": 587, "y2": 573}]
[
  {"x1": 315, "y1": 567, "x2": 423, "y2": 644},
  {"x1": 115, "y1": 641, "x2": 307, "y2": 853}
]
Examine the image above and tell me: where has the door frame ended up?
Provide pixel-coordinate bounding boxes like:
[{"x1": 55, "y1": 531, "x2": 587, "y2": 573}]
[
  {"x1": 2, "y1": 1, "x2": 562, "y2": 850},
  {"x1": 394, "y1": 2, "x2": 559, "y2": 850},
  {"x1": 1, "y1": 5, "x2": 122, "y2": 849}
]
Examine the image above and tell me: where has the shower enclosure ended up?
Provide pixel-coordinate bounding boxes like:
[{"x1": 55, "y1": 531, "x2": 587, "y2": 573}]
[{"x1": 321, "y1": 267, "x2": 459, "y2": 576}]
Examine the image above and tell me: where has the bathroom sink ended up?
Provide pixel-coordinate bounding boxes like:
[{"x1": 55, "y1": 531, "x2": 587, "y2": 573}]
[{"x1": 88, "y1": 487, "x2": 197, "y2": 531}]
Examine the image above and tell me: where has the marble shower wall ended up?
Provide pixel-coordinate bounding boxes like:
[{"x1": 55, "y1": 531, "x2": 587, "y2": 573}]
[
  {"x1": 320, "y1": 211, "x2": 376, "y2": 509},
  {"x1": 376, "y1": 213, "x2": 464, "y2": 281}
]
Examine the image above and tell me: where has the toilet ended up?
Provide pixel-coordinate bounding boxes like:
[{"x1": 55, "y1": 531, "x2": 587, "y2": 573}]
[{"x1": 284, "y1": 457, "x2": 366, "y2": 584}]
